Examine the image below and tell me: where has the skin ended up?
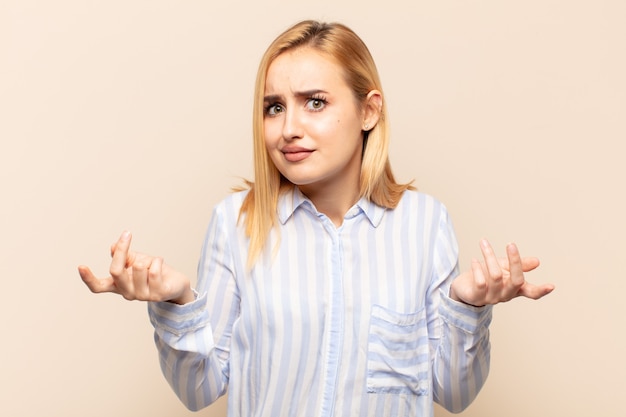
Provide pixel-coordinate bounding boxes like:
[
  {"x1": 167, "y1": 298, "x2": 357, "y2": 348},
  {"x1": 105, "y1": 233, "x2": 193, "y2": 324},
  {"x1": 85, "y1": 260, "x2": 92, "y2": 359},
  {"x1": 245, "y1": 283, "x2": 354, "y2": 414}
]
[
  {"x1": 450, "y1": 240, "x2": 554, "y2": 307},
  {"x1": 263, "y1": 47, "x2": 381, "y2": 226},
  {"x1": 79, "y1": 46, "x2": 554, "y2": 306},
  {"x1": 78, "y1": 231, "x2": 195, "y2": 304}
]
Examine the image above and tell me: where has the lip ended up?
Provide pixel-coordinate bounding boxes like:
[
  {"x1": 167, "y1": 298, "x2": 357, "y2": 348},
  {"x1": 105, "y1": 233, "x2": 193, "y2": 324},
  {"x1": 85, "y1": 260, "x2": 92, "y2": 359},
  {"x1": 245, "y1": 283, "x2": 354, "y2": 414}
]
[{"x1": 281, "y1": 146, "x2": 314, "y2": 162}]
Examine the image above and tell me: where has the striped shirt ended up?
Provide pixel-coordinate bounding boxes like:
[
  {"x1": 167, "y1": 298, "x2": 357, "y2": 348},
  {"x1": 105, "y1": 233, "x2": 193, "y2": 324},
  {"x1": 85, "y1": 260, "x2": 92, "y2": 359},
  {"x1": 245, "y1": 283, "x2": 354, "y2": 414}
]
[{"x1": 148, "y1": 187, "x2": 492, "y2": 416}]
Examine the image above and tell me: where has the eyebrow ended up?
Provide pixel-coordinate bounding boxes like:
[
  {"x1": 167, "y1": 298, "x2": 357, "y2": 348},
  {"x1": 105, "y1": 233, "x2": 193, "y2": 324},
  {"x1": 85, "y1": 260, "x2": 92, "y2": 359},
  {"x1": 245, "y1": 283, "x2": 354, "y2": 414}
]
[{"x1": 263, "y1": 89, "x2": 329, "y2": 103}]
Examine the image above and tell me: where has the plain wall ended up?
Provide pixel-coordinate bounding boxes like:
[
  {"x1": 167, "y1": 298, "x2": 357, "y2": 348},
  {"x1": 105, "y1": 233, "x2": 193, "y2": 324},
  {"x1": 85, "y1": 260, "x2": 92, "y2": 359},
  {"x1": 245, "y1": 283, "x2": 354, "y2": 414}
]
[{"x1": 1, "y1": 1, "x2": 624, "y2": 416}]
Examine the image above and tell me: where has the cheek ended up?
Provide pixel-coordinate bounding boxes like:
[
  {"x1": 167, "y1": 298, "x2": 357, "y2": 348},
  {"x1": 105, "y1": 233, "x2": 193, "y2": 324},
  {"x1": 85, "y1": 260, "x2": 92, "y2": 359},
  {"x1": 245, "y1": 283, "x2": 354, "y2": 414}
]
[
  {"x1": 263, "y1": 120, "x2": 279, "y2": 149},
  {"x1": 331, "y1": 117, "x2": 363, "y2": 147},
  {"x1": 263, "y1": 123, "x2": 276, "y2": 150},
  {"x1": 305, "y1": 117, "x2": 342, "y2": 141}
]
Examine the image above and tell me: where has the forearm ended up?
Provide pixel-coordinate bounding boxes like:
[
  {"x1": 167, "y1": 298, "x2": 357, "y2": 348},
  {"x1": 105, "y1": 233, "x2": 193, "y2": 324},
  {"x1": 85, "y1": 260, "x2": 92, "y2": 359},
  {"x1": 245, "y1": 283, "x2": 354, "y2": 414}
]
[
  {"x1": 148, "y1": 295, "x2": 228, "y2": 411},
  {"x1": 432, "y1": 291, "x2": 492, "y2": 413}
]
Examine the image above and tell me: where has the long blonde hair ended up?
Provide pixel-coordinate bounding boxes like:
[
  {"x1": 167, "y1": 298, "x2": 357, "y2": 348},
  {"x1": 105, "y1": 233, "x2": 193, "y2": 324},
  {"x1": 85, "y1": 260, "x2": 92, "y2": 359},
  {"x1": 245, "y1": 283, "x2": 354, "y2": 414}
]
[{"x1": 239, "y1": 20, "x2": 413, "y2": 266}]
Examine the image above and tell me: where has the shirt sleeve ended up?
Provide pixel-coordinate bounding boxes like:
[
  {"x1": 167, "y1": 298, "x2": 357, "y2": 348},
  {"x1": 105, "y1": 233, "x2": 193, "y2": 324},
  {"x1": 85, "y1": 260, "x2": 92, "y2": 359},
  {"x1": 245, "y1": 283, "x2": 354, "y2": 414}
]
[
  {"x1": 147, "y1": 204, "x2": 239, "y2": 411},
  {"x1": 426, "y1": 204, "x2": 493, "y2": 413}
]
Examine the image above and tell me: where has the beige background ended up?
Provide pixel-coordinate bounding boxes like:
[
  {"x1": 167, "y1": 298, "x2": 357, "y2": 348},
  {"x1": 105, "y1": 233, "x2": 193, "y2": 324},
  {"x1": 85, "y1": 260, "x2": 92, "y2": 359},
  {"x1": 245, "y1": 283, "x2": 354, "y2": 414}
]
[{"x1": 1, "y1": 0, "x2": 624, "y2": 416}]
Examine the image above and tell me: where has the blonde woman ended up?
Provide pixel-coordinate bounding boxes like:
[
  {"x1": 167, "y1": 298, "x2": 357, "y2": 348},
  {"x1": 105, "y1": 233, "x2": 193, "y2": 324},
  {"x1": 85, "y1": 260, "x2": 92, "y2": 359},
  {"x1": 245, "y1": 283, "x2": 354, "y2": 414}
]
[{"x1": 79, "y1": 20, "x2": 554, "y2": 417}]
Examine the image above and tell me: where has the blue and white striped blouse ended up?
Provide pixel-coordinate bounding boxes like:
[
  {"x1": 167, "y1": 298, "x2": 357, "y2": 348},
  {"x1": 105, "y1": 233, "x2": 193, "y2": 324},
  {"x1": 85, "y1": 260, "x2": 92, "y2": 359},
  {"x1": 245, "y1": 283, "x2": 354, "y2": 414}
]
[{"x1": 148, "y1": 187, "x2": 492, "y2": 416}]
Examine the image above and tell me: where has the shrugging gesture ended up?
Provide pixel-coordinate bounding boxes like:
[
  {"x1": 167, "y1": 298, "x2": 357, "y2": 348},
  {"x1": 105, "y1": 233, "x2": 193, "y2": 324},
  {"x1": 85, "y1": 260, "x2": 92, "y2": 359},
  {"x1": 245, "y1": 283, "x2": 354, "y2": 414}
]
[
  {"x1": 78, "y1": 231, "x2": 194, "y2": 305},
  {"x1": 450, "y1": 239, "x2": 555, "y2": 307}
]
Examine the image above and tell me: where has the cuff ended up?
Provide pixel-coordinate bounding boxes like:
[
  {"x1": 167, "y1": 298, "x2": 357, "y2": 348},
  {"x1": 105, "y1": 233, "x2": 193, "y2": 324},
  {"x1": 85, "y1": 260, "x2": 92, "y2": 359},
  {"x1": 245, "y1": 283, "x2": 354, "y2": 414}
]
[
  {"x1": 438, "y1": 289, "x2": 493, "y2": 333},
  {"x1": 148, "y1": 290, "x2": 211, "y2": 336}
]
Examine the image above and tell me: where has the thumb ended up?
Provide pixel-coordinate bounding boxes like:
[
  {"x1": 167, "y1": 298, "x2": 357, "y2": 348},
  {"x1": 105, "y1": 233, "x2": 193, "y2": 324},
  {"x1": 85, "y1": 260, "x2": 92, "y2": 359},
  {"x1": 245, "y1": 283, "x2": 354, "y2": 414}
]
[{"x1": 519, "y1": 282, "x2": 555, "y2": 300}]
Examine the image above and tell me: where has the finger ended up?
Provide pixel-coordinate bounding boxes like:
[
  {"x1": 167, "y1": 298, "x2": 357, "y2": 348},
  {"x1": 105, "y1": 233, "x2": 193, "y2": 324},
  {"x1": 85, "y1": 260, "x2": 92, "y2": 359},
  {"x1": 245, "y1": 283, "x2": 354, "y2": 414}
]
[
  {"x1": 521, "y1": 256, "x2": 540, "y2": 272},
  {"x1": 132, "y1": 255, "x2": 152, "y2": 300},
  {"x1": 506, "y1": 243, "x2": 525, "y2": 287},
  {"x1": 112, "y1": 246, "x2": 138, "y2": 269},
  {"x1": 78, "y1": 265, "x2": 118, "y2": 294},
  {"x1": 500, "y1": 256, "x2": 540, "y2": 271},
  {"x1": 480, "y1": 239, "x2": 502, "y2": 281},
  {"x1": 110, "y1": 233, "x2": 138, "y2": 265},
  {"x1": 519, "y1": 282, "x2": 556, "y2": 300},
  {"x1": 147, "y1": 257, "x2": 165, "y2": 300},
  {"x1": 110, "y1": 231, "x2": 131, "y2": 277},
  {"x1": 471, "y1": 258, "x2": 487, "y2": 289},
  {"x1": 148, "y1": 257, "x2": 163, "y2": 285},
  {"x1": 467, "y1": 258, "x2": 488, "y2": 306},
  {"x1": 109, "y1": 231, "x2": 134, "y2": 297}
]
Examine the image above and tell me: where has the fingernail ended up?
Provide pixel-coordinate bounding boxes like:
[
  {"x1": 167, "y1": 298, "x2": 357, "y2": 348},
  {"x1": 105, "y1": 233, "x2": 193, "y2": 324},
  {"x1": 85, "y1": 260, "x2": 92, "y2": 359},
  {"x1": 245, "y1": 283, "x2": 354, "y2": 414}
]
[
  {"x1": 480, "y1": 239, "x2": 489, "y2": 248},
  {"x1": 121, "y1": 230, "x2": 130, "y2": 240}
]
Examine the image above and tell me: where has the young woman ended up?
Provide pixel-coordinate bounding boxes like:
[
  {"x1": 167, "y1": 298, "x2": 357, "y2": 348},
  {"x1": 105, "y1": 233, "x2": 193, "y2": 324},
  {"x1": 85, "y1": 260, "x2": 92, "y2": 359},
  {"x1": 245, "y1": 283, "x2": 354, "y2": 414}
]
[{"x1": 79, "y1": 20, "x2": 554, "y2": 417}]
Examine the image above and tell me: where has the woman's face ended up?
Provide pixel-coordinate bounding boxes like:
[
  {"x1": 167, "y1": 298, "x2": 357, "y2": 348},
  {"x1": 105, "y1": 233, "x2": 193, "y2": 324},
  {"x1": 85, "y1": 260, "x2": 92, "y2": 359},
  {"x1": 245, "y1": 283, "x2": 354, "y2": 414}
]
[{"x1": 263, "y1": 47, "x2": 366, "y2": 196}]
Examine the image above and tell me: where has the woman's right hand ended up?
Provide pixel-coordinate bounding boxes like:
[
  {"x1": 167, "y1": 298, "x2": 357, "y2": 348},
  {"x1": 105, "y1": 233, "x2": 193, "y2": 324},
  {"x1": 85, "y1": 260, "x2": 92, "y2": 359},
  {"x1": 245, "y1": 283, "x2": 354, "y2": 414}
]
[{"x1": 78, "y1": 231, "x2": 195, "y2": 305}]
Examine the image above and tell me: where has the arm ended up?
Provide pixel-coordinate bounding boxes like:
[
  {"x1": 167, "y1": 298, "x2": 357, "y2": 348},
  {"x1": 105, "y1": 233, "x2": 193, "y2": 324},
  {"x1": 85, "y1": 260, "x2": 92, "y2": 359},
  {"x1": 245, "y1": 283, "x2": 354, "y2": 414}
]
[
  {"x1": 78, "y1": 209, "x2": 239, "y2": 411},
  {"x1": 426, "y1": 210, "x2": 492, "y2": 413},
  {"x1": 427, "y1": 210, "x2": 554, "y2": 413},
  {"x1": 148, "y1": 207, "x2": 239, "y2": 411}
]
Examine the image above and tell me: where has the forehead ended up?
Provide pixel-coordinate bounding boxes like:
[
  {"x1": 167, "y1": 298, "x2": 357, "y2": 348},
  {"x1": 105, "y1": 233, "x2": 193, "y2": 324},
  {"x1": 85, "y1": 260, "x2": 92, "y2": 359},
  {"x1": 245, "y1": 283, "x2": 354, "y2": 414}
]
[{"x1": 265, "y1": 47, "x2": 348, "y2": 94}]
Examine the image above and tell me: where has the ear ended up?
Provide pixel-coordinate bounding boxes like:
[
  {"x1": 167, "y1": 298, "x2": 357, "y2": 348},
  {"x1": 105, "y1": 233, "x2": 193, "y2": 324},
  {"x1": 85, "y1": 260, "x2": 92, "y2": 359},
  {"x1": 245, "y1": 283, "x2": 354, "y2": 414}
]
[{"x1": 362, "y1": 90, "x2": 382, "y2": 131}]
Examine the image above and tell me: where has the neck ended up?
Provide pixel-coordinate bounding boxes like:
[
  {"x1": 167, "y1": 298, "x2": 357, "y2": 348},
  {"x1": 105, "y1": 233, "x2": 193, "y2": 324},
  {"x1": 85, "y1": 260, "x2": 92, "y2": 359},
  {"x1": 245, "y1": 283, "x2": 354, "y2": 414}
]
[{"x1": 299, "y1": 181, "x2": 360, "y2": 228}]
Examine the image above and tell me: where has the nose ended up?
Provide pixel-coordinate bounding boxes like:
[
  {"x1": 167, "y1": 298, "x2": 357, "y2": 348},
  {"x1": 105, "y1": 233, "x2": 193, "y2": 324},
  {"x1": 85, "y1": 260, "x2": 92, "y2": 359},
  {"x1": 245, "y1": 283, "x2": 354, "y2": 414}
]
[{"x1": 282, "y1": 108, "x2": 304, "y2": 141}]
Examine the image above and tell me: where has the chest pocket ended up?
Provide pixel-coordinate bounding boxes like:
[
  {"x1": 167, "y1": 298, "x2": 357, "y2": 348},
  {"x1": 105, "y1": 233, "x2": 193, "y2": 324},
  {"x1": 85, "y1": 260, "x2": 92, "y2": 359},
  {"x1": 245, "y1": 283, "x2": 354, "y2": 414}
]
[{"x1": 366, "y1": 304, "x2": 430, "y2": 395}]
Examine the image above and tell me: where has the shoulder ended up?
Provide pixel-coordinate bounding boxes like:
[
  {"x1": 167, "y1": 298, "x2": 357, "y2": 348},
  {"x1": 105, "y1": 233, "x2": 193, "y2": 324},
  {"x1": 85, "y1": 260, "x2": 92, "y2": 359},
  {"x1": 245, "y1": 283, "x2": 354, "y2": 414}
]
[
  {"x1": 215, "y1": 189, "x2": 249, "y2": 208},
  {"x1": 395, "y1": 189, "x2": 449, "y2": 216},
  {"x1": 388, "y1": 190, "x2": 454, "y2": 234},
  {"x1": 394, "y1": 190, "x2": 458, "y2": 246},
  {"x1": 210, "y1": 189, "x2": 249, "y2": 222}
]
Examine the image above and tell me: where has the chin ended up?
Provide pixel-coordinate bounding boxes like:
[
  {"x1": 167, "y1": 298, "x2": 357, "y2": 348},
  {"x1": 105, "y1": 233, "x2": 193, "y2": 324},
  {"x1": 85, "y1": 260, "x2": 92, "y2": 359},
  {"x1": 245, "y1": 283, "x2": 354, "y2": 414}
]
[
  {"x1": 283, "y1": 177, "x2": 318, "y2": 187},
  {"x1": 278, "y1": 169, "x2": 321, "y2": 187}
]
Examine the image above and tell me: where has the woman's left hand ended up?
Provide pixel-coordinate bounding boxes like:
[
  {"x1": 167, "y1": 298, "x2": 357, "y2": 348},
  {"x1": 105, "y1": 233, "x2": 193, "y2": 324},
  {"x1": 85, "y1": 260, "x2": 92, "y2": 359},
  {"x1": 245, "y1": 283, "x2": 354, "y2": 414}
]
[{"x1": 449, "y1": 239, "x2": 555, "y2": 307}]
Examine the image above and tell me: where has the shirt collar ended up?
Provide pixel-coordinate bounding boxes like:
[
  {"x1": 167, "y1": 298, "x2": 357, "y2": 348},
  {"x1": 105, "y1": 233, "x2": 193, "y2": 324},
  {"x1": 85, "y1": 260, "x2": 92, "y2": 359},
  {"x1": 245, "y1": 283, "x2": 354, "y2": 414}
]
[{"x1": 277, "y1": 186, "x2": 386, "y2": 227}]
